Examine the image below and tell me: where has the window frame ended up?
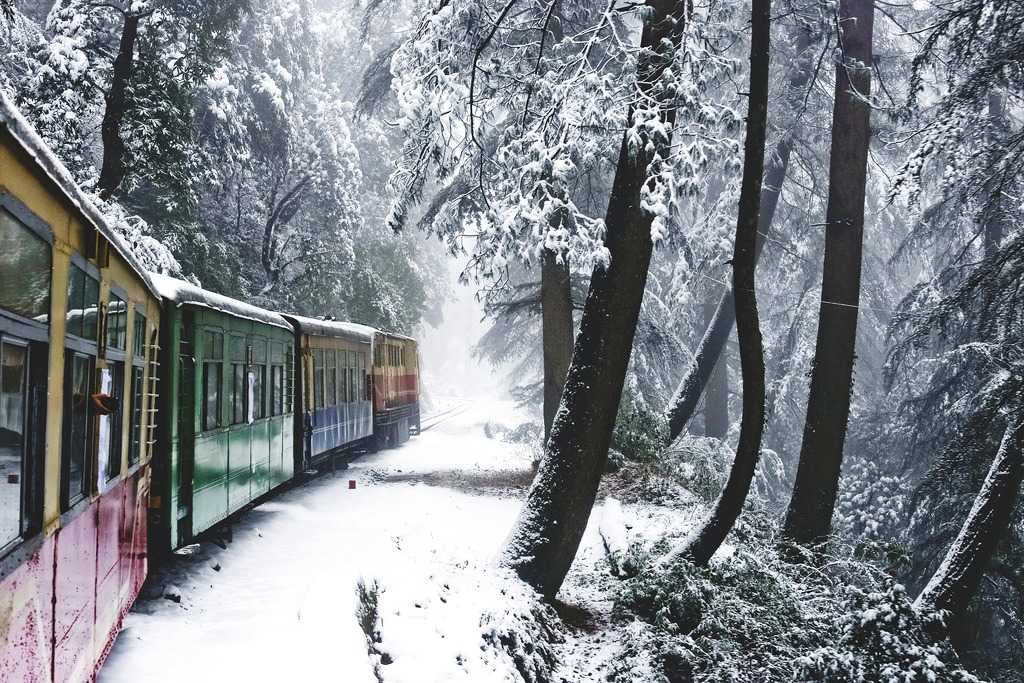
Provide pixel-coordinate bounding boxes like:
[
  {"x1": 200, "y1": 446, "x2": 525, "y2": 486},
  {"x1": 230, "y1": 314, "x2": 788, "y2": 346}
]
[
  {"x1": 65, "y1": 256, "x2": 101, "y2": 344},
  {"x1": 201, "y1": 328, "x2": 225, "y2": 432}
]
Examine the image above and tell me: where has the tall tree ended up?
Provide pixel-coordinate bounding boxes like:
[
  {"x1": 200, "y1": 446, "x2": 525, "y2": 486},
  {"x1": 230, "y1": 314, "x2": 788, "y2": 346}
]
[
  {"x1": 499, "y1": 0, "x2": 690, "y2": 598},
  {"x1": 915, "y1": 417, "x2": 1024, "y2": 617},
  {"x1": 663, "y1": 25, "x2": 817, "y2": 442},
  {"x1": 782, "y1": 0, "x2": 875, "y2": 547},
  {"x1": 702, "y1": 297, "x2": 729, "y2": 439},
  {"x1": 541, "y1": 249, "x2": 574, "y2": 440},
  {"x1": 671, "y1": 0, "x2": 771, "y2": 567}
]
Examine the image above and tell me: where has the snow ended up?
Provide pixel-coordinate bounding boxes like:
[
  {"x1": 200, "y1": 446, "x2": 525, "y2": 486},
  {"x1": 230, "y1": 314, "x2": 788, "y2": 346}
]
[
  {"x1": 100, "y1": 399, "x2": 539, "y2": 682},
  {"x1": 99, "y1": 393, "x2": 703, "y2": 683},
  {"x1": 149, "y1": 272, "x2": 293, "y2": 330}
]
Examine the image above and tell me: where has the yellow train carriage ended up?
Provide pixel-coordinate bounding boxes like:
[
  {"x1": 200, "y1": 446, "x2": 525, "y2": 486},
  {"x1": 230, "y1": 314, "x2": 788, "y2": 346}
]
[{"x1": 0, "y1": 93, "x2": 161, "y2": 682}]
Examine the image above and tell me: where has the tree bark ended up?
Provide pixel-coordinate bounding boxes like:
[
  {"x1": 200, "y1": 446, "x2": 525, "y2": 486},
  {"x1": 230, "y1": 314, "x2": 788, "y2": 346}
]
[
  {"x1": 982, "y1": 90, "x2": 1007, "y2": 258},
  {"x1": 782, "y1": 0, "x2": 875, "y2": 548},
  {"x1": 703, "y1": 298, "x2": 729, "y2": 439},
  {"x1": 499, "y1": 0, "x2": 689, "y2": 599},
  {"x1": 664, "y1": 26, "x2": 815, "y2": 443},
  {"x1": 915, "y1": 417, "x2": 1024, "y2": 617},
  {"x1": 98, "y1": 11, "x2": 141, "y2": 199},
  {"x1": 541, "y1": 248, "x2": 574, "y2": 441},
  {"x1": 672, "y1": 0, "x2": 771, "y2": 568}
]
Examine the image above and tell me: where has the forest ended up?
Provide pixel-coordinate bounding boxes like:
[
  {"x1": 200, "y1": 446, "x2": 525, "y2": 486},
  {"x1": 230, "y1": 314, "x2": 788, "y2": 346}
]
[{"x1": 2, "y1": 0, "x2": 1022, "y2": 681}]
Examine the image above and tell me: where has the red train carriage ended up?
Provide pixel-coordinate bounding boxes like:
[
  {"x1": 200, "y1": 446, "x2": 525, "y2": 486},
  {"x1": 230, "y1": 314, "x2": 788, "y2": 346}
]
[
  {"x1": 0, "y1": 95, "x2": 161, "y2": 681},
  {"x1": 371, "y1": 332, "x2": 420, "y2": 448}
]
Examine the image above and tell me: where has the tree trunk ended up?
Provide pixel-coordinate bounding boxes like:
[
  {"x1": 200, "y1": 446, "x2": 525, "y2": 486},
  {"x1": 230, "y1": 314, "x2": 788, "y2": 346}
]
[
  {"x1": 672, "y1": 0, "x2": 771, "y2": 568},
  {"x1": 499, "y1": 0, "x2": 689, "y2": 599},
  {"x1": 782, "y1": 0, "x2": 875, "y2": 548},
  {"x1": 982, "y1": 90, "x2": 1007, "y2": 258},
  {"x1": 98, "y1": 11, "x2": 141, "y2": 199},
  {"x1": 703, "y1": 298, "x2": 729, "y2": 439},
  {"x1": 664, "y1": 26, "x2": 815, "y2": 443},
  {"x1": 541, "y1": 249, "x2": 574, "y2": 441},
  {"x1": 915, "y1": 417, "x2": 1024, "y2": 617}
]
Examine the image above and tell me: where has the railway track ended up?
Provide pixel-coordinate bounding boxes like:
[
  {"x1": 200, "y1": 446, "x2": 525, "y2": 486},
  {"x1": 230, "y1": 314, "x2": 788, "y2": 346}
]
[{"x1": 419, "y1": 401, "x2": 471, "y2": 432}]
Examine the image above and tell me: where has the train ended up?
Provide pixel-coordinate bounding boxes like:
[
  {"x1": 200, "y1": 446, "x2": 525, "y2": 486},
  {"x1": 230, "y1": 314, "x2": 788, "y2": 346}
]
[{"x1": 0, "y1": 95, "x2": 421, "y2": 681}]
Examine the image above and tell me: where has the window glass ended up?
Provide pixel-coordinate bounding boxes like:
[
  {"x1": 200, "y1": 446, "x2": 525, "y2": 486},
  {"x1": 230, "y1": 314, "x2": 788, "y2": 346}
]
[
  {"x1": 203, "y1": 362, "x2": 221, "y2": 431},
  {"x1": 285, "y1": 346, "x2": 293, "y2": 412},
  {"x1": 99, "y1": 362, "x2": 124, "y2": 482},
  {"x1": 106, "y1": 294, "x2": 127, "y2": 351},
  {"x1": 313, "y1": 348, "x2": 324, "y2": 410},
  {"x1": 269, "y1": 366, "x2": 282, "y2": 416},
  {"x1": 253, "y1": 365, "x2": 266, "y2": 419},
  {"x1": 0, "y1": 341, "x2": 27, "y2": 545},
  {"x1": 0, "y1": 210, "x2": 51, "y2": 322},
  {"x1": 206, "y1": 331, "x2": 224, "y2": 360},
  {"x1": 129, "y1": 365, "x2": 144, "y2": 465},
  {"x1": 326, "y1": 349, "x2": 337, "y2": 406},
  {"x1": 133, "y1": 312, "x2": 146, "y2": 358},
  {"x1": 349, "y1": 351, "x2": 358, "y2": 402},
  {"x1": 63, "y1": 352, "x2": 93, "y2": 507},
  {"x1": 230, "y1": 336, "x2": 245, "y2": 363},
  {"x1": 66, "y1": 265, "x2": 99, "y2": 340},
  {"x1": 231, "y1": 364, "x2": 246, "y2": 424},
  {"x1": 358, "y1": 352, "x2": 366, "y2": 401}
]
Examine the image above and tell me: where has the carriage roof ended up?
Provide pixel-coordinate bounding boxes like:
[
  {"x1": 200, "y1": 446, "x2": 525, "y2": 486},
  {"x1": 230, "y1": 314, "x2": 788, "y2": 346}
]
[{"x1": 149, "y1": 273, "x2": 292, "y2": 330}]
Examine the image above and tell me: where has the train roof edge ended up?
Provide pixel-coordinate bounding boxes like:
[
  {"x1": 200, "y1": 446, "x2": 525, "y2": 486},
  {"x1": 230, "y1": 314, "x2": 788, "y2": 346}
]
[
  {"x1": 280, "y1": 313, "x2": 376, "y2": 345},
  {"x1": 149, "y1": 272, "x2": 292, "y2": 330},
  {"x1": 0, "y1": 91, "x2": 160, "y2": 299}
]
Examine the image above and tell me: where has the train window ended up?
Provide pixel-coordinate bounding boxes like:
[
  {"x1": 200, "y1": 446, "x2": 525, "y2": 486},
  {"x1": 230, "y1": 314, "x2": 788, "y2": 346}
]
[
  {"x1": 0, "y1": 209, "x2": 51, "y2": 323},
  {"x1": 358, "y1": 352, "x2": 366, "y2": 401},
  {"x1": 206, "y1": 331, "x2": 224, "y2": 360},
  {"x1": 0, "y1": 340, "x2": 28, "y2": 546},
  {"x1": 128, "y1": 365, "x2": 144, "y2": 466},
  {"x1": 270, "y1": 366, "x2": 283, "y2": 416},
  {"x1": 99, "y1": 361, "x2": 124, "y2": 482},
  {"x1": 106, "y1": 293, "x2": 127, "y2": 351},
  {"x1": 252, "y1": 365, "x2": 266, "y2": 420},
  {"x1": 230, "y1": 335, "x2": 245, "y2": 363},
  {"x1": 284, "y1": 345, "x2": 293, "y2": 413},
  {"x1": 202, "y1": 362, "x2": 222, "y2": 431},
  {"x1": 231, "y1": 363, "x2": 246, "y2": 425},
  {"x1": 66, "y1": 264, "x2": 99, "y2": 341},
  {"x1": 133, "y1": 312, "x2": 146, "y2": 359},
  {"x1": 326, "y1": 349, "x2": 337, "y2": 406},
  {"x1": 62, "y1": 352, "x2": 94, "y2": 509},
  {"x1": 313, "y1": 349, "x2": 324, "y2": 410}
]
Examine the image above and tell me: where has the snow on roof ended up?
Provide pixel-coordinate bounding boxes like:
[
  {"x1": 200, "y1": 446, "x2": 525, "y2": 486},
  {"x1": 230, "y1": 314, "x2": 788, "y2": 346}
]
[
  {"x1": 0, "y1": 91, "x2": 160, "y2": 300},
  {"x1": 282, "y1": 313, "x2": 376, "y2": 345},
  {"x1": 149, "y1": 273, "x2": 292, "y2": 331},
  {"x1": 377, "y1": 329, "x2": 417, "y2": 344}
]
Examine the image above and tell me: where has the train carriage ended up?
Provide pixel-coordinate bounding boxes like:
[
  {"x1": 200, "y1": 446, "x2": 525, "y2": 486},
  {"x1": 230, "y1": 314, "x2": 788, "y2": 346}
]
[
  {"x1": 371, "y1": 332, "x2": 421, "y2": 448},
  {"x1": 150, "y1": 275, "x2": 295, "y2": 554},
  {"x1": 284, "y1": 315, "x2": 375, "y2": 473},
  {"x1": 0, "y1": 94, "x2": 161, "y2": 682}
]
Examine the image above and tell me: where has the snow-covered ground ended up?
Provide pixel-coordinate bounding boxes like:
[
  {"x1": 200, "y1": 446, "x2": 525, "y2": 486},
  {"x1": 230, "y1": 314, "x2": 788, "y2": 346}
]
[
  {"x1": 101, "y1": 398, "x2": 696, "y2": 682},
  {"x1": 100, "y1": 400, "x2": 536, "y2": 682}
]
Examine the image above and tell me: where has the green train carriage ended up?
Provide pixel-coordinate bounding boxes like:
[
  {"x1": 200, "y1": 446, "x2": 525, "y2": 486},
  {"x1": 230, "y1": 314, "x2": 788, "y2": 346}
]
[{"x1": 150, "y1": 274, "x2": 295, "y2": 554}]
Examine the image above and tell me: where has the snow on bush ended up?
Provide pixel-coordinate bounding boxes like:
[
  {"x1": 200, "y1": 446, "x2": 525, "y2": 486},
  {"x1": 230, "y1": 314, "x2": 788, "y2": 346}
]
[
  {"x1": 796, "y1": 584, "x2": 980, "y2": 682},
  {"x1": 606, "y1": 519, "x2": 976, "y2": 682},
  {"x1": 356, "y1": 567, "x2": 562, "y2": 683}
]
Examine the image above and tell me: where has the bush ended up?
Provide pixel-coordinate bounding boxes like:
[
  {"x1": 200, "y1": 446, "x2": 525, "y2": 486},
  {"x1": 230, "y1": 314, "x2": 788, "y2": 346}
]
[
  {"x1": 608, "y1": 522, "x2": 979, "y2": 682},
  {"x1": 796, "y1": 584, "x2": 980, "y2": 682},
  {"x1": 612, "y1": 390, "x2": 668, "y2": 463}
]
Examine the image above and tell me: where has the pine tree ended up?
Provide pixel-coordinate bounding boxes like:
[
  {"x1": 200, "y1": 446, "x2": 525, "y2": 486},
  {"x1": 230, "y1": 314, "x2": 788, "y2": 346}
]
[{"x1": 782, "y1": 0, "x2": 875, "y2": 548}]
